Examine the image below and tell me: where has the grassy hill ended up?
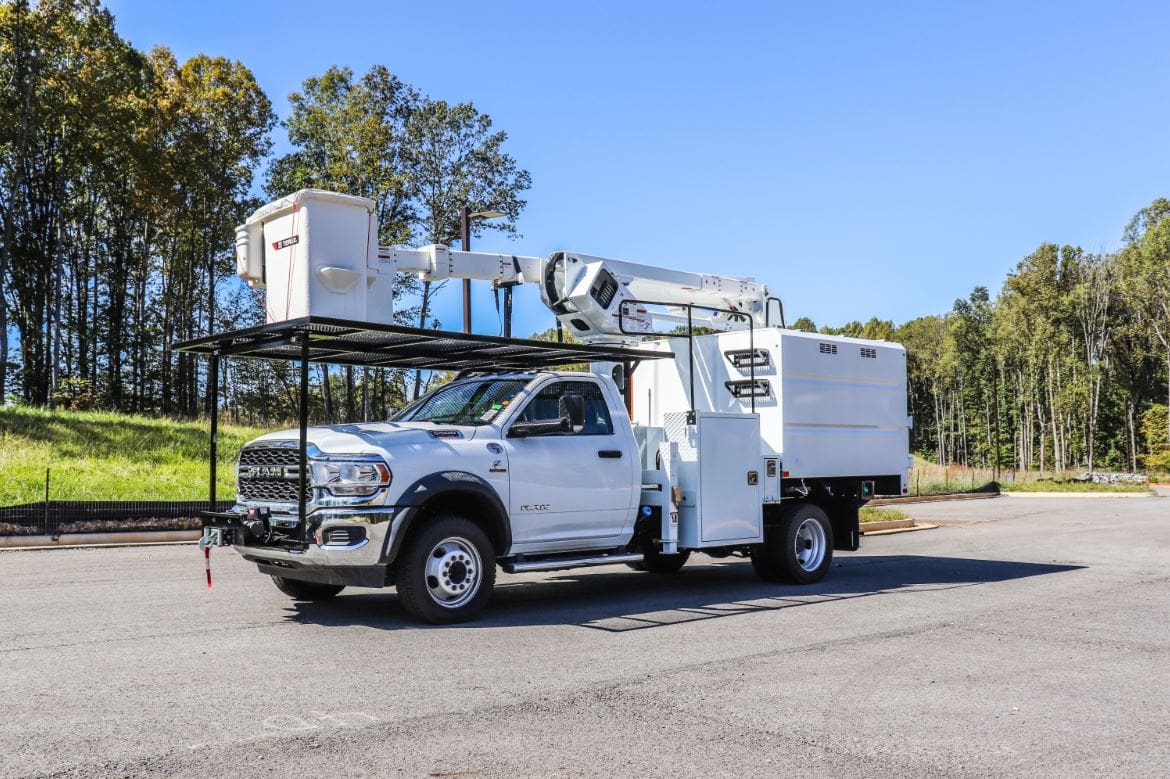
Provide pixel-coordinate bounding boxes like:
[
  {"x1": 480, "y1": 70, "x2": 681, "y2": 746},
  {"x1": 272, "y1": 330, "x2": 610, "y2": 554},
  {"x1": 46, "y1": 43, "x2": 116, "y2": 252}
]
[{"x1": 0, "y1": 406, "x2": 270, "y2": 505}]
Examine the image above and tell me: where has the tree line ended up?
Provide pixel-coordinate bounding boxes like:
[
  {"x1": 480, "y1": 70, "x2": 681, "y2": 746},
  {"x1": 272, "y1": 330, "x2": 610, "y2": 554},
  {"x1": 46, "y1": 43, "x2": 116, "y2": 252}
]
[
  {"x1": 4, "y1": 1, "x2": 1169, "y2": 472},
  {"x1": 0, "y1": 0, "x2": 529, "y2": 418},
  {"x1": 793, "y1": 200, "x2": 1170, "y2": 473}
]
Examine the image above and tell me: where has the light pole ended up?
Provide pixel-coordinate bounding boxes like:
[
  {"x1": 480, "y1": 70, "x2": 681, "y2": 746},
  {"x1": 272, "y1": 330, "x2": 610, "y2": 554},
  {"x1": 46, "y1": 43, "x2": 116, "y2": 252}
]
[{"x1": 460, "y1": 206, "x2": 506, "y2": 333}]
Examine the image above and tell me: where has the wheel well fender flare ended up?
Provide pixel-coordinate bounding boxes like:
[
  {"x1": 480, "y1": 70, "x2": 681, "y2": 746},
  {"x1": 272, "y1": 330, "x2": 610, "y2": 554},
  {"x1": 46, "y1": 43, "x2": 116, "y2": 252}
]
[{"x1": 386, "y1": 472, "x2": 511, "y2": 561}]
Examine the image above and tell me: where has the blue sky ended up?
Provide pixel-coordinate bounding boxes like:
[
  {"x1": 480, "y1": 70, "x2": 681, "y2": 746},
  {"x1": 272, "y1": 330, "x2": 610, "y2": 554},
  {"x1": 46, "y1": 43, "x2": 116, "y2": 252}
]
[{"x1": 107, "y1": 0, "x2": 1170, "y2": 338}]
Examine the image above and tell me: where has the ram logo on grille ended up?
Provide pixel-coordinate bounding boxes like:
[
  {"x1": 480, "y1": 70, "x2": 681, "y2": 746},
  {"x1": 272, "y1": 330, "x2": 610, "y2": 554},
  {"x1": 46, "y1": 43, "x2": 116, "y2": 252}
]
[{"x1": 240, "y1": 465, "x2": 292, "y2": 480}]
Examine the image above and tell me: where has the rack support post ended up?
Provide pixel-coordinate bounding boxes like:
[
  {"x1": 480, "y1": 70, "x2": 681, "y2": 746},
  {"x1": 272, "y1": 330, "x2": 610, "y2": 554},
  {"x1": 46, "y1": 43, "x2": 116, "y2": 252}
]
[
  {"x1": 209, "y1": 352, "x2": 219, "y2": 512},
  {"x1": 687, "y1": 308, "x2": 696, "y2": 420},
  {"x1": 503, "y1": 287, "x2": 514, "y2": 338},
  {"x1": 298, "y1": 335, "x2": 310, "y2": 542}
]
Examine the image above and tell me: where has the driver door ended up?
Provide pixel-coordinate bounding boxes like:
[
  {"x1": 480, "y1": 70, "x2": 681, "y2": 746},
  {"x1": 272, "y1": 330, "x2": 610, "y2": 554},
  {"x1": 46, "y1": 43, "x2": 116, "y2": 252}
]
[{"x1": 504, "y1": 379, "x2": 635, "y2": 551}]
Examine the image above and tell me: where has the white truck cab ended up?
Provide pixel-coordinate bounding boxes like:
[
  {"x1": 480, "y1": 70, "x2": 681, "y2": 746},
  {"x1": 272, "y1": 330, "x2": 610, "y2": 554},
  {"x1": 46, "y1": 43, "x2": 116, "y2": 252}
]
[{"x1": 229, "y1": 371, "x2": 656, "y2": 623}]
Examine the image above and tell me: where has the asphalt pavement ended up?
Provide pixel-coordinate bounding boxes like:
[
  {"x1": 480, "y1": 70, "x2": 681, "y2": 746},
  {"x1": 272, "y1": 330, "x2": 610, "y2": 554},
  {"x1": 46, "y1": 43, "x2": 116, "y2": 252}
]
[{"x1": 2, "y1": 493, "x2": 1167, "y2": 778}]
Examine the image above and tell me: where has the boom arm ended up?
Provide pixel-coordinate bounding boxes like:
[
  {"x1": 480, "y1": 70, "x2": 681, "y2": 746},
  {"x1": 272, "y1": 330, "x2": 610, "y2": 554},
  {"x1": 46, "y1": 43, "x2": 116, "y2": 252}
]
[
  {"x1": 235, "y1": 189, "x2": 774, "y2": 343},
  {"x1": 535, "y1": 251, "x2": 770, "y2": 343}
]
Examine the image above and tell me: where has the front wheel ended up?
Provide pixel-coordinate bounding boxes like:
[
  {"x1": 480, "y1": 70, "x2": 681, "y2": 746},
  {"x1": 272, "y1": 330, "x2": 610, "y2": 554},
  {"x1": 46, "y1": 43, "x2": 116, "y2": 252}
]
[
  {"x1": 271, "y1": 576, "x2": 345, "y2": 600},
  {"x1": 751, "y1": 503, "x2": 833, "y2": 584},
  {"x1": 396, "y1": 515, "x2": 496, "y2": 624}
]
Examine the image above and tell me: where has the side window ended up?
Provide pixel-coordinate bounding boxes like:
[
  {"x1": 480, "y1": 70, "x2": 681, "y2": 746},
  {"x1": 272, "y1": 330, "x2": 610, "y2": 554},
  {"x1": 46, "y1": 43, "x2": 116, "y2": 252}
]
[{"x1": 516, "y1": 381, "x2": 614, "y2": 436}]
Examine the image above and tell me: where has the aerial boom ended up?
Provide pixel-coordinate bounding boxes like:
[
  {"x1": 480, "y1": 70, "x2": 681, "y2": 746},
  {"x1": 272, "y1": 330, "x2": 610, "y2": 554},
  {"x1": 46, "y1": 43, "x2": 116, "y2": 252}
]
[{"x1": 236, "y1": 189, "x2": 775, "y2": 343}]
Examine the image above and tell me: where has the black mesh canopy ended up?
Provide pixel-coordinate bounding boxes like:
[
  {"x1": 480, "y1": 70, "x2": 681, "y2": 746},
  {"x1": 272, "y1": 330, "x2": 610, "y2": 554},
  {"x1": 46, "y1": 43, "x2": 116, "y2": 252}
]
[{"x1": 174, "y1": 316, "x2": 672, "y2": 372}]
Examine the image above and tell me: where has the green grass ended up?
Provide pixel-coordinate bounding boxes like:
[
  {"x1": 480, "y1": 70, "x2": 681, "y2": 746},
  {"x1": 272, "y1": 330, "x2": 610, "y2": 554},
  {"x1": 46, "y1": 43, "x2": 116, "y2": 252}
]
[
  {"x1": 998, "y1": 480, "x2": 1153, "y2": 493},
  {"x1": 859, "y1": 507, "x2": 908, "y2": 523},
  {"x1": 0, "y1": 406, "x2": 269, "y2": 505},
  {"x1": 907, "y1": 454, "x2": 998, "y2": 495},
  {"x1": 906, "y1": 454, "x2": 1157, "y2": 495}
]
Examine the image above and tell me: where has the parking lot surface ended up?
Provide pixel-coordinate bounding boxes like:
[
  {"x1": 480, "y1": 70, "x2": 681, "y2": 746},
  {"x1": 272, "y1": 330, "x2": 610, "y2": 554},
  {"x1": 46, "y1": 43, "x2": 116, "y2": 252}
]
[{"x1": 2, "y1": 493, "x2": 1168, "y2": 778}]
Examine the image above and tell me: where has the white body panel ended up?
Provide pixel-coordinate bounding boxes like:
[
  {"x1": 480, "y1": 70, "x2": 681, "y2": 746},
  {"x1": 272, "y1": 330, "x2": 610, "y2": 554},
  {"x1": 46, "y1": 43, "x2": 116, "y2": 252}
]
[
  {"x1": 504, "y1": 375, "x2": 639, "y2": 553},
  {"x1": 662, "y1": 412, "x2": 763, "y2": 547},
  {"x1": 504, "y1": 434, "x2": 636, "y2": 552},
  {"x1": 631, "y1": 328, "x2": 909, "y2": 485}
]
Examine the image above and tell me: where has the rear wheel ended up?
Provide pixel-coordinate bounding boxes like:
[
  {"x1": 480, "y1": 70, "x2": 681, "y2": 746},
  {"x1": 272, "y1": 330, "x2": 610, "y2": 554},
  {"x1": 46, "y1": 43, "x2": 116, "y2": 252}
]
[
  {"x1": 627, "y1": 548, "x2": 691, "y2": 574},
  {"x1": 396, "y1": 515, "x2": 496, "y2": 624},
  {"x1": 271, "y1": 576, "x2": 345, "y2": 600},
  {"x1": 751, "y1": 503, "x2": 833, "y2": 584}
]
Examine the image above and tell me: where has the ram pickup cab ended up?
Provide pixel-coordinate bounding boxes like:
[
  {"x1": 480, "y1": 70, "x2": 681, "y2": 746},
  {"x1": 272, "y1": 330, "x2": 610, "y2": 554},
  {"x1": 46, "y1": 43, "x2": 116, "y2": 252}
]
[{"x1": 212, "y1": 368, "x2": 847, "y2": 624}]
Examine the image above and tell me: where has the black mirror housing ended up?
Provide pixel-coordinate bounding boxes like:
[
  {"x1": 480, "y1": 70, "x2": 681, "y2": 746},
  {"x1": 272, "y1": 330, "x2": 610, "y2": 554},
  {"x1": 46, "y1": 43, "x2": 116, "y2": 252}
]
[
  {"x1": 507, "y1": 417, "x2": 572, "y2": 438},
  {"x1": 559, "y1": 393, "x2": 586, "y2": 433}
]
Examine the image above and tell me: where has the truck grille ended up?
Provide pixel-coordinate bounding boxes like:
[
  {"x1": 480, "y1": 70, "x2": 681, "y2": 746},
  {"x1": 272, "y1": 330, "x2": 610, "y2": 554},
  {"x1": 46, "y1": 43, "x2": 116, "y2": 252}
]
[
  {"x1": 239, "y1": 478, "x2": 306, "y2": 504},
  {"x1": 238, "y1": 446, "x2": 307, "y2": 504},
  {"x1": 239, "y1": 446, "x2": 300, "y2": 467}
]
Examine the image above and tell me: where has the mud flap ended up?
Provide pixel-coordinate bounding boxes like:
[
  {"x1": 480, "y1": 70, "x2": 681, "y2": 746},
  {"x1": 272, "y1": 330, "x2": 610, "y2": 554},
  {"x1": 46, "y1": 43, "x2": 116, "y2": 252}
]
[{"x1": 830, "y1": 503, "x2": 860, "y2": 551}]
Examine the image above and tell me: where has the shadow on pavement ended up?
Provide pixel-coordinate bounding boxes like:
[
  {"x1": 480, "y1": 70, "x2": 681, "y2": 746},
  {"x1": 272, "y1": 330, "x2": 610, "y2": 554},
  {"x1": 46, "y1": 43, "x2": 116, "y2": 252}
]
[{"x1": 284, "y1": 554, "x2": 1084, "y2": 632}]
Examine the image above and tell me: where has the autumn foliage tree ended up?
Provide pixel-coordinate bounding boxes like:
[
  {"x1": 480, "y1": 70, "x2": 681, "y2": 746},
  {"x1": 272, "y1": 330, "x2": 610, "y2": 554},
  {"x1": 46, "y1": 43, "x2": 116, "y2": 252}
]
[{"x1": 0, "y1": 0, "x2": 272, "y2": 414}]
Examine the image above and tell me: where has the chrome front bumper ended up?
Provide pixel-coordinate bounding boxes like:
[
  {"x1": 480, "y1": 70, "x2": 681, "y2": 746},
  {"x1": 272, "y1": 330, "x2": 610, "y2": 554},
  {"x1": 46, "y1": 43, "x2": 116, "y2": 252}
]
[{"x1": 221, "y1": 507, "x2": 405, "y2": 588}]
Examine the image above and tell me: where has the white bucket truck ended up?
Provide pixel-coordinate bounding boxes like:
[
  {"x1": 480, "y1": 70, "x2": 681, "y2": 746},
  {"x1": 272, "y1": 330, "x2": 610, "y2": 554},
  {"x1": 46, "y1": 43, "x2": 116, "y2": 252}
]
[{"x1": 187, "y1": 189, "x2": 909, "y2": 623}]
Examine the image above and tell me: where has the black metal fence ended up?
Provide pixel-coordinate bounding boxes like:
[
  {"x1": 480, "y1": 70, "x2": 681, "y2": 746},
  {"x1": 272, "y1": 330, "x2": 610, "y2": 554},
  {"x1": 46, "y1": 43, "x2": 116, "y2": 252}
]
[{"x1": 0, "y1": 501, "x2": 233, "y2": 537}]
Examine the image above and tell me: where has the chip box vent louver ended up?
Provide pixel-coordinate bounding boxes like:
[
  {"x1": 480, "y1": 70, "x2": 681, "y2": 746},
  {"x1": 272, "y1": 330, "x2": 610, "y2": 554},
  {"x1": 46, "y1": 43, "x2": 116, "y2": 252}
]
[
  {"x1": 724, "y1": 379, "x2": 772, "y2": 399},
  {"x1": 860, "y1": 347, "x2": 877, "y2": 359},
  {"x1": 819, "y1": 343, "x2": 838, "y2": 355},
  {"x1": 724, "y1": 348, "x2": 771, "y2": 369}
]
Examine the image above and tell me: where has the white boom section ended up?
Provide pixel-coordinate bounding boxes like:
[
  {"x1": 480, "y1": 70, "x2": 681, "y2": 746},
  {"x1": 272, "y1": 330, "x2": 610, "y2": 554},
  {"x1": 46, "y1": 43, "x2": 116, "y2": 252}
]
[
  {"x1": 379, "y1": 244, "x2": 541, "y2": 285},
  {"x1": 537, "y1": 251, "x2": 770, "y2": 344},
  {"x1": 234, "y1": 189, "x2": 773, "y2": 342}
]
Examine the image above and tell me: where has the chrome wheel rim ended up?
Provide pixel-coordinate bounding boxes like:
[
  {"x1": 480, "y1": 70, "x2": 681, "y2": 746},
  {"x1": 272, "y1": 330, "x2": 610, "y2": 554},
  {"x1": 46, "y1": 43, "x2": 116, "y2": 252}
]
[
  {"x1": 424, "y1": 537, "x2": 482, "y2": 609},
  {"x1": 794, "y1": 517, "x2": 826, "y2": 572}
]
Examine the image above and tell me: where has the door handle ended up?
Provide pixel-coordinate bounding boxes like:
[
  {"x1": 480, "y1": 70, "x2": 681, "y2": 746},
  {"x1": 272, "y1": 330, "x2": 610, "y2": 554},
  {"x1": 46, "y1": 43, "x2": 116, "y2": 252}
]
[{"x1": 598, "y1": 450, "x2": 623, "y2": 459}]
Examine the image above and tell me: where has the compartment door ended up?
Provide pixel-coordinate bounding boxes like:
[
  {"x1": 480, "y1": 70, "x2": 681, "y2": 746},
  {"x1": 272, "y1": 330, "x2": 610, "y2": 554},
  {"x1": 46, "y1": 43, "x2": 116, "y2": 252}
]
[{"x1": 698, "y1": 415, "x2": 763, "y2": 543}]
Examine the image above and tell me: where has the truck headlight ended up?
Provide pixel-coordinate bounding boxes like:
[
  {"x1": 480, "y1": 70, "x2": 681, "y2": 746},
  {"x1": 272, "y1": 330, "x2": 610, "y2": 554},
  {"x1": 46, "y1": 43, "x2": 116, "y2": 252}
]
[{"x1": 310, "y1": 460, "x2": 392, "y2": 497}]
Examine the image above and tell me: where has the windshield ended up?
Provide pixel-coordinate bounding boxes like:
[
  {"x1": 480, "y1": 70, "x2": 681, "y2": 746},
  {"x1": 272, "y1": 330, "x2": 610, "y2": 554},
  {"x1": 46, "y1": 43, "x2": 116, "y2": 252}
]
[{"x1": 392, "y1": 379, "x2": 531, "y2": 426}]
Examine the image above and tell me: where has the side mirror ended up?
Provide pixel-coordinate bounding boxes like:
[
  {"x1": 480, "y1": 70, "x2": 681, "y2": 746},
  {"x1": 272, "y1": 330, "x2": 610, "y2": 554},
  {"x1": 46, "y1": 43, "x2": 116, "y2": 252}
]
[
  {"x1": 559, "y1": 393, "x2": 586, "y2": 433},
  {"x1": 507, "y1": 417, "x2": 572, "y2": 438}
]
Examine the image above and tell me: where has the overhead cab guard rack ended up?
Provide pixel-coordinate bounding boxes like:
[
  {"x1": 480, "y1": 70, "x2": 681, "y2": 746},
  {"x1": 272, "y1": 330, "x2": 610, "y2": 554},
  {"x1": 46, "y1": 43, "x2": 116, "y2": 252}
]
[
  {"x1": 174, "y1": 315, "x2": 673, "y2": 372},
  {"x1": 174, "y1": 315, "x2": 674, "y2": 541}
]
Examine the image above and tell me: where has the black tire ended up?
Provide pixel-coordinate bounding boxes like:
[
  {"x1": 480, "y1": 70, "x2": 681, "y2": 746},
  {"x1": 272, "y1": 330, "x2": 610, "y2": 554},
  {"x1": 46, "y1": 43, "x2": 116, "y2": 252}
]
[
  {"x1": 626, "y1": 548, "x2": 691, "y2": 574},
  {"x1": 395, "y1": 514, "x2": 496, "y2": 624},
  {"x1": 271, "y1": 576, "x2": 345, "y2": 600},
  {"x1": 750, "y1": 503, "x2": 834, "y2": 584}
]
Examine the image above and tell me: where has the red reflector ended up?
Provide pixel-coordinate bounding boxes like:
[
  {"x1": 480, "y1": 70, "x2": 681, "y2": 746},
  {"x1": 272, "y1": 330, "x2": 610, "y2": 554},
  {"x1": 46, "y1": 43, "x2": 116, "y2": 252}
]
[
  {"x1": 902, "y1": 487, "x2": 908, "y2": 493},
  {"x1": 782, "y1": 471, "x2": 790, "y2": 478}
]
